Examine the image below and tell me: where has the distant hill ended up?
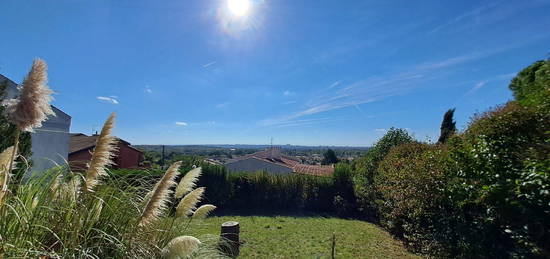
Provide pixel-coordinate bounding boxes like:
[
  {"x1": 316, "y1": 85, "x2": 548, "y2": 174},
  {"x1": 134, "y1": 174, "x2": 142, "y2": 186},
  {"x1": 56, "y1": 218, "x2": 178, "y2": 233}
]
[{"x1": 135, "y1": 144, "x2": 371, "y2": 152}]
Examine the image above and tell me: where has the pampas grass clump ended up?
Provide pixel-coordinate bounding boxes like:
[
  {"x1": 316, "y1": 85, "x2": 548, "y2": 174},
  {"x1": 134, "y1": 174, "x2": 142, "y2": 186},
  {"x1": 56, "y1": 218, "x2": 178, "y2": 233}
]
[{"x1": 162, "y1": 236, "x2": 201, "y2": 259}]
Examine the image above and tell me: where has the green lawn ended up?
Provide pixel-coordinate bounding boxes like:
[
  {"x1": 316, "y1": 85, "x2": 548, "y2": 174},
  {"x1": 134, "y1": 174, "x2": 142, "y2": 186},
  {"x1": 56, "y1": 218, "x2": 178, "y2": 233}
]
[{"x1": 185, "y1": 216, "x2": 420, "y2": 258}]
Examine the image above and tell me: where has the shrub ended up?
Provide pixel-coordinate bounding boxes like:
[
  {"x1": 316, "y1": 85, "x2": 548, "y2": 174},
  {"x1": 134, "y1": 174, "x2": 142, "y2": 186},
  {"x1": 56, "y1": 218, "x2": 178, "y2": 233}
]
[
  {"x1": 375, "y1": 142, "x2": 451, "y2": 254},
  {"x1": 445, "y1": 101, "x2": 550, "y2": 258},
  {"x1": 353, "y1": 128, "x2": 414, "y2": 220},
  {"x1": 509, "y1": 59, "x2": 550, "y2": 107}
]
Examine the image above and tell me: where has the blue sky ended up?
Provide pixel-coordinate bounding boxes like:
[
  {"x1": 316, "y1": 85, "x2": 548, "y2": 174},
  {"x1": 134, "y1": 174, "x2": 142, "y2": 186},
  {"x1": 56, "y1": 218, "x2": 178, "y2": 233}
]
[{"x1": 1, "y1": 0, "x2": 549, "y2": 146}]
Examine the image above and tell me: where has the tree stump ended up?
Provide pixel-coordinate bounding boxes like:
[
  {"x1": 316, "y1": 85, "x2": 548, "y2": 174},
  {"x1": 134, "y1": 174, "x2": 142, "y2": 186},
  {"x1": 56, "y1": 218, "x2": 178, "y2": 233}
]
[{"x1": 220, "y1": 221, "x2": 240, "y2": 258}]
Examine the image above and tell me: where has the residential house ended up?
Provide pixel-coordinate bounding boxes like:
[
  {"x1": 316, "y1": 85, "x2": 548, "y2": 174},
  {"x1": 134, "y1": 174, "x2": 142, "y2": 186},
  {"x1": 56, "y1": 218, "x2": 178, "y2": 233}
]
[
  {"x1": 225, "y1": 147, "x2": 334, "y2": 176},
  {"x1": 69, "y1": 133, "x2": 143, "y2": 170},
  {"x1": 1, "y1": 74, "x2": 72, "y2": 174}
]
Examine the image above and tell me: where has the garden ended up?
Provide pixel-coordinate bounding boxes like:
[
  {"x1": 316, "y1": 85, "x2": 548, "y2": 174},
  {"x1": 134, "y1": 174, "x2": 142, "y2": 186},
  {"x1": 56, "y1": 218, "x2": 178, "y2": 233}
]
[{"x1": 1, "y1": 58, "x2": 549, "y2": 258}]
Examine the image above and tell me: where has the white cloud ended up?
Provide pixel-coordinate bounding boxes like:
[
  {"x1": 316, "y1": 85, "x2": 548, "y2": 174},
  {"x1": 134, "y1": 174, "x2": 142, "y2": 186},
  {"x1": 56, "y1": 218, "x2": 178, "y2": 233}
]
[
  {"x1": 97, "y1": 96, "x2": 119, "y2": 104},
  {"x1": 374, "y1": 128, "x2": 386, "y2": 132},
  {"x1": 283, "y1": 90, "x2": 295, "y2": 96},
  {"x1": 145, "y1": 85, "x2": 153, "y2": 93},
  {"x1": 175, "y1": 121, "x2": 188, "y2": 126},
  {"x1": 202, "y1": 61, "x2": 216, "y2": 68}
]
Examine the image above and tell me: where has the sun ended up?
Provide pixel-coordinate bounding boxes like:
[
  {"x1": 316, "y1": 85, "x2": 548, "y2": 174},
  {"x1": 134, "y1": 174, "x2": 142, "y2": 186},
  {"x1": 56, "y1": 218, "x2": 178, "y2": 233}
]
[{"x1": 227, "y1": 0, "x2": 251, "y2": 17}]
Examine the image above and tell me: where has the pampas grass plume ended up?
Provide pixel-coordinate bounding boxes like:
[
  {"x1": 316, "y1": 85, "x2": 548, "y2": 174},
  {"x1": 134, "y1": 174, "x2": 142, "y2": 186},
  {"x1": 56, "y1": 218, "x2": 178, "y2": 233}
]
[
  {"x1": 84, "y1": 113, "x2": 117, "y2": 192},
  {"x1": 192, "y1": 204, "x2": 216, "y2": 219},
  {"x1": 161, "y1": 236, "x2": 201, "y2": 259},
  {"x1": 3, "y1": 58, "x2": 54, "y2": 132},
  {"x1": 139, "y1": 161, "x2": 182, "y2": 227},
  {"x1": 175, "y1": 167, "x2": 202, "y2": 199},
  {"x1": 175, "y1": 187, "x2": 205, "y2": 218}
]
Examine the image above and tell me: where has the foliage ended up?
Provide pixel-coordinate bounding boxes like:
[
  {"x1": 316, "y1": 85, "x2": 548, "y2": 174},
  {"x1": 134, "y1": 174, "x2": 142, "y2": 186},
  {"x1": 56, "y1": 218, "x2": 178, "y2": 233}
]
[
  {"x1": 197, "y1": 165, "x2": 345, "y2": 216},
  {"x1": 375, "y1": 142, "x2": 456, "y2": 255},
  {"x1": 0, "y1": 163, "x2": 221, "y2": 258},
  {"x1": 321, "y1": 148, "x2": 339, "y2": 165},
  {"x1": 0, "y1": 81, "x2": 32, "y2": 181},
  {"x1": 509, "y1": 59, "x2": 550, "y2": 107},
  {"x1": 187, "y1": 216, "x2": 420, "y2": 258},
  {"x1": 331, "y1": 163, "x2": 356, "y2": 217},
  {"x1": 437, "y1": 108, "x2": 456, "y2": 143},
  {"x1": 352, "y1": 128, "x2": 414, "y2": 220},
  {"x1": 443, "y1": 100, "x2": 550, "y2": 258},
  {"x1": 120, "y1": 162, "x2": 357, "y2": 217}
]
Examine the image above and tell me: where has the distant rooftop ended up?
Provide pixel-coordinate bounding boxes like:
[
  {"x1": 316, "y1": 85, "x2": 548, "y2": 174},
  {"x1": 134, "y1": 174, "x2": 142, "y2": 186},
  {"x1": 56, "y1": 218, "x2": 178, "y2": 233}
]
[{"x1": 226, "y1": 148, "x2": 334, "y2": 176}]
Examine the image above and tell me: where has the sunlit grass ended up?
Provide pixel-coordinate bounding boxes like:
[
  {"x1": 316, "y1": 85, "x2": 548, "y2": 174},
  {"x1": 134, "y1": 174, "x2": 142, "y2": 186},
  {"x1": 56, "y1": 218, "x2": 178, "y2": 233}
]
[{"x1": 186, "y1": 216, "x2": 421, "y2": 258}]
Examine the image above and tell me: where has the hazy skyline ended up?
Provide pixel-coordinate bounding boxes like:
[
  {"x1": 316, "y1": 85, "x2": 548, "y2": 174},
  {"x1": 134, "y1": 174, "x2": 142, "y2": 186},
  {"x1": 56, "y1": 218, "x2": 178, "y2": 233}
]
[{"x1": 1, "y1": 0, "x2": 549, "y2": 146}]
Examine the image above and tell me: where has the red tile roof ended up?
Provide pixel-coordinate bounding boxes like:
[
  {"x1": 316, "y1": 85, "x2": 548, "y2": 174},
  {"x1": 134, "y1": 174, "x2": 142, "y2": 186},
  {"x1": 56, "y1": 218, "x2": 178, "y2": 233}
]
[{"x1": 226, "y1": 149, "x2": 334, "y2": 176}]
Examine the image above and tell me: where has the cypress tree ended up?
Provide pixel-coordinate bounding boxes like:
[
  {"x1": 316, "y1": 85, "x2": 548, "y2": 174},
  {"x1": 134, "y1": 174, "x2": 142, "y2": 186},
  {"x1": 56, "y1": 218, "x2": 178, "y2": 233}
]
[{"x1": 437, "y1": 108, "x2": 456, "y2": 143}]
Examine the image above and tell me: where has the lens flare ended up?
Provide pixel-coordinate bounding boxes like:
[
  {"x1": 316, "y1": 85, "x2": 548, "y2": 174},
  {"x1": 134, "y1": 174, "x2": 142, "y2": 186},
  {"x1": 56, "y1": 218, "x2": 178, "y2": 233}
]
[{"x1": 227, "y1": 0, "x2": 250, "y2": 17}]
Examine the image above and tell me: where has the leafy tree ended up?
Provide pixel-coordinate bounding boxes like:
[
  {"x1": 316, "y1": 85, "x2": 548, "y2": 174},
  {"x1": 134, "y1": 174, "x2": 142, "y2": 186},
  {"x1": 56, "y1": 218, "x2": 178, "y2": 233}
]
[
  {"x1": 437, "y1": 108, "x2": 456, "y2": 143},
  {"x1": 321, "y1": 149, "x2": 339, "y2": 165},
  {"x1": 0, "y1": 80, "x2": 32, "y2": 180}
]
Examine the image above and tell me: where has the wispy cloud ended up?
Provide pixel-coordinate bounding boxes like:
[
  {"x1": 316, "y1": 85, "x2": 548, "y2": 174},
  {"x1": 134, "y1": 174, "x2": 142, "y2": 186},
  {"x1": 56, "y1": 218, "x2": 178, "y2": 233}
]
[
  {"x1": 327, "y1": 81, "x2": 341, "y2": 89},
  {"x1": 464, "y1": 72, "x2": 517, "y2": 96},
  {"x1": 466, "y1": 80, "x2": 488, "y2": 95},
  {"x1": 202, "y1": 61, "x2": 216, "y2": 68},
  {"x1": 374, "y1": 128, "x2": 386, "y2": 132},
  {"x1": 175, "y1": 121, "x2": 188, "y2": 126},
  {"x1": 283, "y1": 90, "x2": 295, "y2": 96},
  {"x1": 429, "y1": 3, "x2": 496, "y2": 34},
  {"x1": 429, "y1": 1, "x2": 550, "y2": 34},
  {"x1": 263, "y1": 47, "x2": 524, "y2": 126},
  {"x1": 97, "y1": 96, "x2": 119, "y2": 104},
  {"x1": 262, "y1": 117, "x2": 347, "y2": 128},
  {"x1": 216, "y1": 102, "x2": 229, "y2": 108}
]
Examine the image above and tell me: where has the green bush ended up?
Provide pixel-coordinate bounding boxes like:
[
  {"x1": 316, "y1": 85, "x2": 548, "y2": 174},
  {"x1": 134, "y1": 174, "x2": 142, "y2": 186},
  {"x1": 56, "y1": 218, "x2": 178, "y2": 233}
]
[
  {"x1": 353, "y1": 128, "x2": 414, "y2": 220},
  {"x1": 375, "y1": 142, "x2": 451, "y2": 254},
  {"x1": 509, "y1": 59, "x2": 550, "y2": 107},
  {"x1": 444, "y1": 101, "x2": 550, "y2": 258}
]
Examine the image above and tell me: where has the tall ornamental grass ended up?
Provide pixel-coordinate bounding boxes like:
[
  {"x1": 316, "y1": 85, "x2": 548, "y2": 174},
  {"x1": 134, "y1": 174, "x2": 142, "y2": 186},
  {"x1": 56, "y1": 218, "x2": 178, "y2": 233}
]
[{"x1": 0, "y1": 59, "x2": 219, "y2": 258}]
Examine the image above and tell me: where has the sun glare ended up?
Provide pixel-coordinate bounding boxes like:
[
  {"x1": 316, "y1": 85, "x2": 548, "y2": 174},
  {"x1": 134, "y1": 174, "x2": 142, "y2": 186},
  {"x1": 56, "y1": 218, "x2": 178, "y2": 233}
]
[{"x1": 227, "y1": 0, "x2": 251, "y2": 17}]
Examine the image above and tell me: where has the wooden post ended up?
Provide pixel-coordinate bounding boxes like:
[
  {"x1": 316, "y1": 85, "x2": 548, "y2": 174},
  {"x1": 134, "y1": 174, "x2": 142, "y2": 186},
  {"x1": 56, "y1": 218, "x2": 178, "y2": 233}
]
[
  {"x1": 331, "y1": 233, "x2": 336, "y2": 259},
  {"x1": 220, "y1": 221, "x2": 240, "y2": 258}
]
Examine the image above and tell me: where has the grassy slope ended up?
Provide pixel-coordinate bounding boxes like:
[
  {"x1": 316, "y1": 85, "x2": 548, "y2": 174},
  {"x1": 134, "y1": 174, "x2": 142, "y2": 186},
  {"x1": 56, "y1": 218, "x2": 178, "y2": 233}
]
[{"x1": 186, "y1": 216, "x2": 420, "y2": 258}]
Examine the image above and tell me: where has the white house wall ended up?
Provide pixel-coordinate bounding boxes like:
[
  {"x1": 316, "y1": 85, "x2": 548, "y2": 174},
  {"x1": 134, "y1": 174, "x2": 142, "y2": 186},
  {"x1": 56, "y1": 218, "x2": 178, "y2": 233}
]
[
  {"x1": 30, "y1": 106, "x2": 71, "y2": 174},
  {"x1": 225, "y1": 158, "x2": 293, "y2": 174}
]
